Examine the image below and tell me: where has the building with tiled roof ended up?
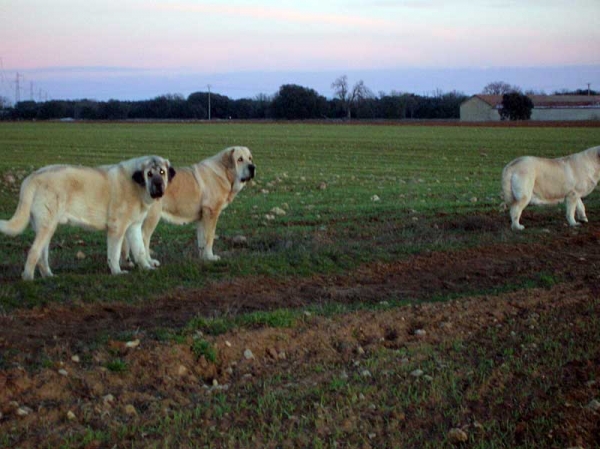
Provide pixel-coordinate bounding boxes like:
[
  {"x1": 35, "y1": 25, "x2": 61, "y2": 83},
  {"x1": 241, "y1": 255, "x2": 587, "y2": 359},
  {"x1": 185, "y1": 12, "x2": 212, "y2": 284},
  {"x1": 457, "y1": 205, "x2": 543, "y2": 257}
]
[{"x1": 460, "y1": 94, "x2": 600, "y2": 121}]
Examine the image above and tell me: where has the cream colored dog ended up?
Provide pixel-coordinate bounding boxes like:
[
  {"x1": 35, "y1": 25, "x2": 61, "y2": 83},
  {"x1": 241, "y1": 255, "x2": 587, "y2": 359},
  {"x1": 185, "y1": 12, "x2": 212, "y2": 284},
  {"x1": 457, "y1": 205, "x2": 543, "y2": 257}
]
[
  {"x1": 0, "y1": 156, "x2": 175, "y2": 280},
  {"x1": 502, "y1": 145, "x2": 600, "y2": 230},
  {"x1": 132, "y1": 146, "x2": 255, "y2": 263}
]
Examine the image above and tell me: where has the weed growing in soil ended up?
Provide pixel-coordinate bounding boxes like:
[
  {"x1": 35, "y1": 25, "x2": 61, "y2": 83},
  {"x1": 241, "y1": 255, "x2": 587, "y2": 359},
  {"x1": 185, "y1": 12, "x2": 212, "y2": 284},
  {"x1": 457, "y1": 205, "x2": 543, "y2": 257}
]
[
  {"x1": 191, "y1": 339, "x2": 217, "y2": 362},
  {"x1": 105, "y1": 359, "x2": 128, "y2": 373}
]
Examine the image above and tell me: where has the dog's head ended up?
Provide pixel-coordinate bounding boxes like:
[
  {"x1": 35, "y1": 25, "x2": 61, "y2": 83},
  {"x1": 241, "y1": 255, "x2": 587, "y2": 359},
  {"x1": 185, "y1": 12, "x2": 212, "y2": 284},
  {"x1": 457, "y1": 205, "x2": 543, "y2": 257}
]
[
  {"x1": 132, "y1": 156, "x2": 176, "y2": 199},
  {"x1": 221, "y1": 146, "x2": 256, "y2": 184}
]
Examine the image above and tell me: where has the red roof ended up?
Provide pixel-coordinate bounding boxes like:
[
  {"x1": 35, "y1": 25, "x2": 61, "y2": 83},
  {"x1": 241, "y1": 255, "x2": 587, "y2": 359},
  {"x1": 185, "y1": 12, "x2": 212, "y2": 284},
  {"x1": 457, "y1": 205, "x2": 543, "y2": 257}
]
[{"x1": 470, "y1": 94, "x2": 600, "y2": 108}]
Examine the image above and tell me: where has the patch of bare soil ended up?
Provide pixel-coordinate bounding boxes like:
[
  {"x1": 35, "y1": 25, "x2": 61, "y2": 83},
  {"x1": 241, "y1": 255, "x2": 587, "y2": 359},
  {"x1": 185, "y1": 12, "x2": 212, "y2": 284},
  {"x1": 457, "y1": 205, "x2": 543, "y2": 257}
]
[
  {"x1": 2, "y1": 222, "x2": 599, "y2": 353},
  {"x1": 1, "y1": 218, "x2": 600, "y2": 447}
]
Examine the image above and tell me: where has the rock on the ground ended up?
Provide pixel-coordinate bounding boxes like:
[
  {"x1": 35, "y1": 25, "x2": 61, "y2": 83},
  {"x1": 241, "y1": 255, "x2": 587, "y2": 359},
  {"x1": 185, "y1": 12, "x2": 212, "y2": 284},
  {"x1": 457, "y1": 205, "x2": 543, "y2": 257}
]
[
  {"x1": 270, "y1": 207, "x2": 286, "y2": 216},
  {"x1": 587, "y1": 399, "x2": 600, "y2": 411},
  {"x1": 232, "y1": 235, "x2": 248, "y2": 246},
  {"x1": 447, "y1": 428, "x2": 468, "y2": 444}
]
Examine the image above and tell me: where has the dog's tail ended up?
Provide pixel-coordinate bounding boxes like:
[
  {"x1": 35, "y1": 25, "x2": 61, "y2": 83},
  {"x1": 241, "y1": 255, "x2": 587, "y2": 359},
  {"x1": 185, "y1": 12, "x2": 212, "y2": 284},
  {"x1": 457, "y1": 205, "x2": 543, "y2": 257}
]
[
  {"x1": 501, "y1": 159, "x2": 521, "y2": 206},
  {"x1": 0, "y1": 176, "x2": 35, "y2": 236},
  {"x1": 501, "y1": 167, "x2": 514, "y2": 206}
]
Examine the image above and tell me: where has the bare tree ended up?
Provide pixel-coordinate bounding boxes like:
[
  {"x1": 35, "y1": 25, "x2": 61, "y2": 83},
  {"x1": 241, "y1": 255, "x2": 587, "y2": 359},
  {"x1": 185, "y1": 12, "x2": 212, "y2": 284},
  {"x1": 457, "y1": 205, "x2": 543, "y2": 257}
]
[
  {"x1": 331, "y1": 75, "x2": 371, "y2": 119},
  {"x1": 482, "y1": 81, "x2": 521, "y2": 95}
]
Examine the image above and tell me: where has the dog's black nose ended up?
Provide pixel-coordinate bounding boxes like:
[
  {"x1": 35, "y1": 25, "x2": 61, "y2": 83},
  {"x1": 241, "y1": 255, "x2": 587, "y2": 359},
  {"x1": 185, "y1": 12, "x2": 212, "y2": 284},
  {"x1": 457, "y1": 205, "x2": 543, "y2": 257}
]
[
  {"x1": 249, "y1": 164, "x2": 256, "y2": 177},
  {"x1": 150, "y1": 179, "x2": 165, "y2": 198}
]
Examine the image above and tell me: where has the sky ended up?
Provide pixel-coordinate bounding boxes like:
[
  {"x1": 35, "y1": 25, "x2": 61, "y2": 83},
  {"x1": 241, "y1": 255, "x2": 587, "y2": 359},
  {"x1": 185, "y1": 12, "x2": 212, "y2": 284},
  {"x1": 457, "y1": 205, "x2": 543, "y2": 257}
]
[{"x1": 1, "y1": 0, "x2": 599, "y2": 103}]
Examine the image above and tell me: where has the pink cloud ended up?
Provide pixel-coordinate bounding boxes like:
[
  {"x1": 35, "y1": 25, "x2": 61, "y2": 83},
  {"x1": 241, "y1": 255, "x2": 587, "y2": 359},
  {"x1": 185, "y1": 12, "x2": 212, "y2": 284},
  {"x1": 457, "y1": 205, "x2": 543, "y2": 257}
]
[{"x1": 146, "y1": 3, "x2": 390, "y2": 29}]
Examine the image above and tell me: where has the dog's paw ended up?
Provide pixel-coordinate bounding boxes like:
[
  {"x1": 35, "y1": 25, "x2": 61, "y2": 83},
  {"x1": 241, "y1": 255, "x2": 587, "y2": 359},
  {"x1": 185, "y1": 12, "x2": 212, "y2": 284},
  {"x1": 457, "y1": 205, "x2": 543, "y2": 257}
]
[
  {"x1": 138, "y1": 261, "x2": 156, "y2": 270},
  {"x1": 204, "y1": 254, "x2": 221, "y2": 262},
  {"x1": 511, "y1": 223, "x2": 525, "y2": 231},
  {"x1": 149, "y1": 258, "x2": 161, "y2": 268}
]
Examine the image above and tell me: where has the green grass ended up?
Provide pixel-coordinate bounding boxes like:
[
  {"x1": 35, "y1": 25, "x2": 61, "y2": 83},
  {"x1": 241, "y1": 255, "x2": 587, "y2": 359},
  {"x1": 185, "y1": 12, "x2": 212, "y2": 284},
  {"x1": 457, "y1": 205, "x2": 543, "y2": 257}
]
[
  {"x1": 191, "y1": 338, "x2": 217, "y2": 362},
  {"x1": 104, "y1": 358, "x2": 128, "y2": 373},
  {"x1": 0, "y1": 122, "x2": 599, "y2": 312},
  {"x1": 187, "y1": 308, "x2": 299, "y2": 336}
]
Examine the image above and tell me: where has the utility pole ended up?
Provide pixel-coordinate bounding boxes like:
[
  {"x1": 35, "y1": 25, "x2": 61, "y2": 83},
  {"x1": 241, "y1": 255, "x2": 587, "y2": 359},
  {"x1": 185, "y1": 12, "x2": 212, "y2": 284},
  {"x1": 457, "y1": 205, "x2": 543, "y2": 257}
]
[
  {"x1": 587, "y1": 83, "x2": 591, "y2": 96},
  {"x1": 207, "y1": 84, "x2": 211, "y2": 120},
  {"x1": 15, "y1": 72, "x2": 23, "y2": 103}
]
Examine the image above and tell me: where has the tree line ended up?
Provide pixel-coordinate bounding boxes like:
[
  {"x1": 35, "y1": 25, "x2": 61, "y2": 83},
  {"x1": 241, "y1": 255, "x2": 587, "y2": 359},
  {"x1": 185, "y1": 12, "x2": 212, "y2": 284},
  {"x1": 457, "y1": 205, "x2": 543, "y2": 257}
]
[
  {"x1": 1, "y1": 77, "x2": 594, "y2": 121},
  {"x1": 1, "y1": 75, "x2": 468, "y2": 121}
]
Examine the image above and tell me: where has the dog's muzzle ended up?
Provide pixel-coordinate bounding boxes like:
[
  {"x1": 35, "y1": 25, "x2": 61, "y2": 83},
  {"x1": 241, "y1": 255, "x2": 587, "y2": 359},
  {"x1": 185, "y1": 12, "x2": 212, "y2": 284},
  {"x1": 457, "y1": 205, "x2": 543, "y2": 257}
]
[
  {"x1": 242, "y1": 164, "x2": 256, "y2": 182},
  {"x1": 149, "y1": 177, "x2": 165, "y2": 199}
]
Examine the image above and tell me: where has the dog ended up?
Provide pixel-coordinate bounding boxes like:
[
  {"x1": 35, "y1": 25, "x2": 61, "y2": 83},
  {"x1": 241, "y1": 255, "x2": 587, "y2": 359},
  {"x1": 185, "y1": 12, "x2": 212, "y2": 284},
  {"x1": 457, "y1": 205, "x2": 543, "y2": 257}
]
[
  {"x1": 130, "y1": 146, "x2": 255, "y2": 263},
  {"x1": 502, "y1": 145, "x2": 600, "y2": 230},
  {"x1": 0, "y1": 156, "x2": 175, "y2": 280}
]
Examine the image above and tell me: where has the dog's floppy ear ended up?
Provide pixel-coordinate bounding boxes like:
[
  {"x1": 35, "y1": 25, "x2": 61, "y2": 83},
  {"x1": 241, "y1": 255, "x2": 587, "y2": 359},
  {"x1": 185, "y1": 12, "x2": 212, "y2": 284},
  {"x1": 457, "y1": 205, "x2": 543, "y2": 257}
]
[
  {"x1": 132, "y1": 170, "x2": 145, "y2": 186},
  {"x1": 168, "y1": 166, "x2": 176, "y2": 182},
  {"x1": 221, "y1": 148, "x2": 236, "y2": 170}
]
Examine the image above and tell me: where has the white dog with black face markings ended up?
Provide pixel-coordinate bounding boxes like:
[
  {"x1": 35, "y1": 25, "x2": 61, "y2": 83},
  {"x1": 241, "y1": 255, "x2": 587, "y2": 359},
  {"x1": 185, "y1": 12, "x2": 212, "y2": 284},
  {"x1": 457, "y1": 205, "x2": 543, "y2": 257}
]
[
  {"x1": 502, "y1": 145, "x2": 600, "y2": 230},
  {"x1": 0, "y1": 155, "x2": 175, "y2": 280},
  {"x1": 130, "y1": 146, "x2": 256, "y2": 262}
]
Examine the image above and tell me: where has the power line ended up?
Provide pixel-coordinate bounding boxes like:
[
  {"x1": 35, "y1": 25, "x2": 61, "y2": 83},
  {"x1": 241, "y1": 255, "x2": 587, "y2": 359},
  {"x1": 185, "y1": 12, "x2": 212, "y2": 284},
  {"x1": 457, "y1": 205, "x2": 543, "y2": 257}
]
[
  {"x1": 0, "y1": 57, "x2": 12, "y2": 103},
  {"x1": 15, "y1": 72, "x2": 23, "y2": 103}
]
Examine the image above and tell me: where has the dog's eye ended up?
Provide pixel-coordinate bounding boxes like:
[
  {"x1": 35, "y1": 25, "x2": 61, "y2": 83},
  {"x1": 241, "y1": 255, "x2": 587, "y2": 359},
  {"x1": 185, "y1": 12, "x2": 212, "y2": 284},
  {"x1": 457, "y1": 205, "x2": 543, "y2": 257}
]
[
  {"x1": 237, "y1": 157, "x2": 244, "y2": 162},
  {"x1": 147, "y1": 170, "x2": 153, "y2": 177},
  {"x1": 160, "y1": 169, "x2": 165, "y2": 175}
]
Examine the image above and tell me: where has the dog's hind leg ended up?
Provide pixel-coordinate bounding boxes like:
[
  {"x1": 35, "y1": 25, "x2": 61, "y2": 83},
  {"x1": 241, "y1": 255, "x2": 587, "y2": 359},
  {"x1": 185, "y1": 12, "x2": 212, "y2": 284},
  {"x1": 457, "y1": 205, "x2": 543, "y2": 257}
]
[
  {"x1": 576, "y1": 198, "x2": 588, "y2": 223},
  {"x1": 119, "y1": 238, "x2": 135, "y2": 269},
  {"x1": 196, "y1": 222, "x2": 206, "y2": 254},
  {"x1": 107, "y1": 227, "x2": 127, "y2": 275},
  {"x1": 565, "y1": 192, "x2": 581, "y2": 226},
  {"x1": 509, "y1": 201, "x2": 528, "y2": 231},
  {"x1": 141, "y1": 202, "x2": 161, "y2": 267},
  {"x1": 126, "y1": 223, "x2": 154, "y2": 270},
  {"x1": 23, "y1": 219, "x2": 58, "y2": 280},
  {"x1": 508, "y1": 173, "x2": 532, "y2": 231},
  {"x1": 199, "y1": 206, "x2": 222, "y2": 261},
  {"x1": 38, "y1": 241, "x2": 54, "y2": 278}
]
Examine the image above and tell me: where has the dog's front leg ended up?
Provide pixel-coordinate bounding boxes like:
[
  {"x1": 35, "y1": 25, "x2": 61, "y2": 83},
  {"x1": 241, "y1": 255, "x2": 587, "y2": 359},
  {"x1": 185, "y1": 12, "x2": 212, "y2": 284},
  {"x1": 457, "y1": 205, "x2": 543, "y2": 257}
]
[{"x1": 126, "y1": 223, "x2": 154, "y2": 270}]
